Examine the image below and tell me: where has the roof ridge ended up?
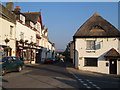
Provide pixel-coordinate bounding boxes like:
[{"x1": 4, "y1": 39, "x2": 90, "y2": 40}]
[
  {"x1": 23, "y1": 12, "x2": 40, "y2": 14},
  {"x1": 93, "y1": 12, "x2": 100, "y2": 17}
]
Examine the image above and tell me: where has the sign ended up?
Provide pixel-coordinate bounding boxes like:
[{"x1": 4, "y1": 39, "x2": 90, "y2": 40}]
[
  {"x1": 106, "y1": 62, "x2": 109, "y2": 66},
  {"x1": 79, "y1": 57, "x2": 83, "y2": 60},
  {"x1": 86, "y1": 51, "x2": 95, "y2": 53}
]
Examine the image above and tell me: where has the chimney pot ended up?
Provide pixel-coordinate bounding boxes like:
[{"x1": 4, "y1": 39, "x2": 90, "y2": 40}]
[
  {"x1": 14, "y1": 6, "x2": 21, "y2": 13},
  {"x1": 6, "y1": 2, "x2": 14, "y2": 11},
  {"x1": 16, "y1": 6, "x2": 20, "y2": 9}
]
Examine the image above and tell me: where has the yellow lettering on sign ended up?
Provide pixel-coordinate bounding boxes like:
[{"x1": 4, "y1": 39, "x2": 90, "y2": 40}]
[{"x1": 79, "y1": 57, "x2": 83, "y2": 59}]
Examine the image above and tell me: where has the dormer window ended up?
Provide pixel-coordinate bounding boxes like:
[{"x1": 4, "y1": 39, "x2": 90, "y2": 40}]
[
  {"x1": 92, "y1": 25, "x2": 104, "y2": 30},
  {"x1": 30, "y1": 21, "x2": 34, "y2": 28},
  {"x1": 20, "y1": 14, "x2": 25, "y2": 24},
  {"x1": 45, "y1": 32, "x2": 48, "y2": 36}
]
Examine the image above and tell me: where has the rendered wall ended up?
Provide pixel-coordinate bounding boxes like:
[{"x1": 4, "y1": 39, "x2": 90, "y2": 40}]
[{"x1": 75, "y1": 38, "x2": 119, "y2": 74}]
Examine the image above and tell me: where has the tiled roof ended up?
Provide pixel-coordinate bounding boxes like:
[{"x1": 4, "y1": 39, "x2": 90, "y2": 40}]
[
  {"x1": 23, "y1": 12, "x2": 41, "y2": 24},
  {"x1": 0, "y1": 4, "x2": 16, "y2": 24},
  {"x1": 104, "y1": 48, "x2": 120, "y2": 57},
  {"x1": 74, "y1": 13, "x2": 120, "y2": 37}
]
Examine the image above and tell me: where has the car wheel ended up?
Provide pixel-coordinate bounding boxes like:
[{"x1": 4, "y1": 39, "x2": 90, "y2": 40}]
[
  {"x1": 22, "y1": 65, "x2": 25, "y2": 70},
  {"x1": 18, "y1": 66, "x2": 22, "y2": 72},
  {"x1": 2, "y1": 68, "x2": 6, "y2": 76}
]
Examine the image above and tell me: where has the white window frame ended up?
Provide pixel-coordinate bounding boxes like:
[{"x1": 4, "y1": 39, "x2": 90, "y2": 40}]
[
  {"x1": 86, "y1": 40, "x2": 96, "y2": 50},
  {"x1": 10, "y1": 25, "x2": 13, "y2": 38}
]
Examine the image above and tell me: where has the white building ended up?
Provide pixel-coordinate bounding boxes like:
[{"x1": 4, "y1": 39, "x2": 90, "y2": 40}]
[
  {"x1": 73, "y1": 13, "x2": 120, "y2": 75},
  {"x1": 40, "y1": 28, "x2": 56, "y2": 63},
  {"x1": 0, "y1": 2, "x2": 56, "y2": 64},
  {"x1": 0, "y1": 3, "x2": 16, "y2": 57},
  {"x1": 13, "y1": 6, "x2": 42, "y2": 64}
]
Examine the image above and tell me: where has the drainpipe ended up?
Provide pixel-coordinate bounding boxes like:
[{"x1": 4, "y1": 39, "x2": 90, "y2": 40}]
[{"x1": 73, "y1": 36, "x2": 76, "y2": 68}]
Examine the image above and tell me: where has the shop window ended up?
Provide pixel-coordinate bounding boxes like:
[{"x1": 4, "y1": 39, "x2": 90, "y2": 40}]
[{"x1": 84, "y1": 58, "x2": 98, "y2": 66}]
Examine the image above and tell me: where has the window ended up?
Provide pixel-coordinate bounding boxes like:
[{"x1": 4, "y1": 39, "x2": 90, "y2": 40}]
[
  {"x1": 30, "y1": 36, "x2": 33, "y2": 42},
  {"x1": 96, "y1": 42, "x2": 101, "y2": 50},
  {"x1": 20, "y1": 14, "x2": 25, "y2": 24},
  {"x1": 20, "y1": 32, "x2": 24, "y2": 40},
  {"x1": 10, "y1": 26, "x2": 13, "y2": 38},
  {"x1": 84, "y1": 58, "x2": 98, "y2": 66},
  {"x1": 92, "y1": 25, "x2": 104, "y2": 30},
  {"x1": 86, "y1": 40, "x2": 96, "y2": 50}
]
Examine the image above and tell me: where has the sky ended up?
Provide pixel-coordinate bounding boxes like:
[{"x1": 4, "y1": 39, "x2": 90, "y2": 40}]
[{"x1": 2, "y1": 2, "x2": 119, "y2": 50}]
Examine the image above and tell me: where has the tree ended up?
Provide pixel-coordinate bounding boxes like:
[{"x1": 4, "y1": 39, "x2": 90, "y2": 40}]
[{"x1": 63, "y1": 43, "x2": 70, "y2": 61}]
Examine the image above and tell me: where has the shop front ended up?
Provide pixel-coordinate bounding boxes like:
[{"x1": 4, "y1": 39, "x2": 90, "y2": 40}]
[{"x1": 16, "y1": 41, "x2": 37, "y2": 64}]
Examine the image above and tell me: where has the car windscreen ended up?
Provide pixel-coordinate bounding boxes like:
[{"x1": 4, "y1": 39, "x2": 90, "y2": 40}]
[
  {"x1": 1, "y1": 57, "x2": 19, "y2": 62},
  {"x1": 2, "y1": 57, "x2": 12, "y2": 62}
]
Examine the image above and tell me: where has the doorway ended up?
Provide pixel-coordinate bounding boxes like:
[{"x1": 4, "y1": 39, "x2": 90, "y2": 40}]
[{"x1": 109, "y1": 59, "x2": 117, "y2": 74}]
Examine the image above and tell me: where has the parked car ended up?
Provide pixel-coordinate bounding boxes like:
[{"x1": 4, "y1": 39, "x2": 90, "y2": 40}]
[
  {"x1": 0, "y1": 56, "x2": 25, "y2": 76},
  {"x1": 44, "y1": 58, "x2": 56, "y2": 64}
]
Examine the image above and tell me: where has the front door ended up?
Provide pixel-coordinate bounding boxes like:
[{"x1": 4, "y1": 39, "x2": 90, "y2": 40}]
[{"x1": 109, "y1": 59, "x2": 117, "y2": 74}]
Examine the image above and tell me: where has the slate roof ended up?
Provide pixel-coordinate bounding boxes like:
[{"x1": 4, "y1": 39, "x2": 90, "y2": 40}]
[
  {"x1": 104, "y1": 48, "x2": 120, "y2": 57},
  {"x1": 74, "y1": 13, "x2": 120, "y2": 38},
  {"x1": 22, "y1": 12, "x2": 41, "y2": 24},
  {"x1": 0, "y1": 4, "x2": 16, "y2": 24}
]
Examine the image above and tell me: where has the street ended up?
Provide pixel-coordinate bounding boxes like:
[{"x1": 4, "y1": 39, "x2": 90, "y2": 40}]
[{"x1": 1, "y1": 60, "x2": 120, "y2": 89}]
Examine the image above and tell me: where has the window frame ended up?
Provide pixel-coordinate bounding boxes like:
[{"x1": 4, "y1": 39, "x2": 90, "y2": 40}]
[
  {"x1": 10, "y1": 25, "x2": 13, "y2": 38},
  {"x1": 86, "y1": 40, "x2": 96, "y2": 50},
  {"x1": 84, "y1": 58, "x2": 98, "y2": 67}
]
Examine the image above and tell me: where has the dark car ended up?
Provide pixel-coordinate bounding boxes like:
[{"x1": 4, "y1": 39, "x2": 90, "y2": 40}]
[
  {"x1": 44, "y1": 58, "x2": 56, "y2": 64},
  {"x1": 0, "y1": 56, "x2": 25, "y2": 76}
]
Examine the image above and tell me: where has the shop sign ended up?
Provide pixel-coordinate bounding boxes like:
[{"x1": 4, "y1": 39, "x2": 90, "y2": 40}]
[{"x1": 79, "y1": 57, "x2": 83, "y2": 60}]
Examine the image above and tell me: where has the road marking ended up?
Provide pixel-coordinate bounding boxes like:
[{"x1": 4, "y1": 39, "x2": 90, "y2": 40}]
[
  {"x1": 97, "y1": 87, "x2": 101, "y2": 89},
  {"x1": 69, "y1": 71, "x2": 91, "y2": 88},
  {"x1": 86, "y1": 86, "x2": 91, "y2": 88},
  {"x1": 92, "y1": 84, "x2": 97, "y2": 87},
  {"x1": 70, "y1": 72, "x2": 79, "y2": 79},
  {"x1": 78, "y1": 79, "x2": 82, "y2": 80},
  {"x1": 69, "y1": 71, "x2": 101, "y2": 89},
  {"x1": 88, "y1": 81, "x2": 93, "y2": 84},
  {"x1": 86, "y1": 79, "x2": 89, "y2": 81},
  {"x1": 80, "y1": 81, "x2": 84, "y2": 83},
  {"x1": 83, "y1": 84, "x2": 88, "y2": 86},
  {"x1": 86, "y1": 79, "x2": 101, "y2": 89}
]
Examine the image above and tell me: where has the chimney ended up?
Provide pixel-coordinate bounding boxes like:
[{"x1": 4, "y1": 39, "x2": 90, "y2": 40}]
[
  {"x1": 6, "y1": 2, "x2": 14, "y2": 11},
  {"x1": 14, "y1": 6, "x2": 21, "y2": 14}
]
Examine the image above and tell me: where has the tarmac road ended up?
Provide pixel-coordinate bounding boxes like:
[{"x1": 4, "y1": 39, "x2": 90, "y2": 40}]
[{"x1": 1, "y1": 60, "x2": 120, "y2": 89}]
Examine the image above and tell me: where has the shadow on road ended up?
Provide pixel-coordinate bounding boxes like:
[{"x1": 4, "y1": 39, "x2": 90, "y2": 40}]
[
  {"x1": 54, "y1": 77, "x2": 79, "y2": 88},
  {"x1": 0, "y1": 77, "x2": 8, "y2": 83},
  {"x1": 24, "y1": 61, "x2": 77, "y2": 82},
  {"x1": 0, "y1": 77, "x2": 8, "y2": 90}
]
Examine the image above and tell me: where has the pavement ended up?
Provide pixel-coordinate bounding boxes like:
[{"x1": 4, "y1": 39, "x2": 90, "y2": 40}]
[{"x1": 65, "y1": 61, "x2": 120, "y2": 80}]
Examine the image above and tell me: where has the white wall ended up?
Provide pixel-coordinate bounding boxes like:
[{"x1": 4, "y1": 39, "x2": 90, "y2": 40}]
[
  {"x1": 117, "y1": 61, "x2": 120, "y2": 75},
  {"x1": 0, "y1": 17, "x2": 16, "y2": 56},
  {"x1": 16, "y1": 21, "x2": 36, "y2": 43},
  {"x1": 75, "y1": 38, "x2": 119, "y2": 74}
]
